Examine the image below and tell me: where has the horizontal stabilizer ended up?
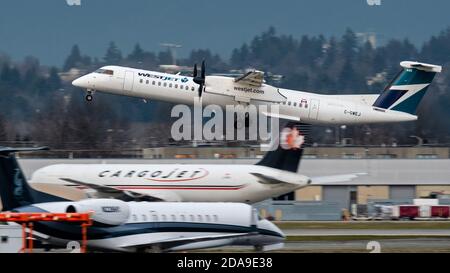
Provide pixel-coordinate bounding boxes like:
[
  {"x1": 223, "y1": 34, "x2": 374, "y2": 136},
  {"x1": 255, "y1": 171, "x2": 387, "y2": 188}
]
[
  {"x1": 310, "y1": 173, "x2": 366, "y2": 184},
  {"x1": 250, "y1": 172, "x2": 311, "y2": 186}
]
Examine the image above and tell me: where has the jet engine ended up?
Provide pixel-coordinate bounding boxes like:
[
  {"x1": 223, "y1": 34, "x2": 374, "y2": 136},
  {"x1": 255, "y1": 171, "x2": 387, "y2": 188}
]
[{"x1": 65, "y1": 199, "x2": 130, "y2": 226}]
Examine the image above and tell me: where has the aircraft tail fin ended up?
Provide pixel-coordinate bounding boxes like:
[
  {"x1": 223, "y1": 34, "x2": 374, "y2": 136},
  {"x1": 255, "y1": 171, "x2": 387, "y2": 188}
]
[
  {"x1": 0, "y1": 147, "x2": 65, "y2": 211},
  {"x1": 372, "y1": 61, "x2": 442, "y2": 114},
  {"x1": 256, "y1": 122, "x2": 310, "y2": 173}
]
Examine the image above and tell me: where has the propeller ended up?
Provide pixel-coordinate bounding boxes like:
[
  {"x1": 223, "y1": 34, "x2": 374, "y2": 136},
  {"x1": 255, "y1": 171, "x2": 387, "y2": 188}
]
[{"x1": 193, "y1": 60, "x2": 206, "y2": 98}]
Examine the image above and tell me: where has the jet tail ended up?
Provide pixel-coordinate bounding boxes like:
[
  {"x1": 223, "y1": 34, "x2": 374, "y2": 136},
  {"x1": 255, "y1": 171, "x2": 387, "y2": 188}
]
[
  {"x1": 372, "y1": 61, "x2": 442, "y2": 114},
  {"x1": 0, "y1": 147, "x2": 66, "y2": 211},
  {"x1": 256, "y1": 122, "x2": 310, "y2": 173}
]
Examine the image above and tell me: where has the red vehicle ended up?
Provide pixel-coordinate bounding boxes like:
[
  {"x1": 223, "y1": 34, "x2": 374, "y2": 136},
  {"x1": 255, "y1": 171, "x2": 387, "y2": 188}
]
[
  {"x1": 431, "y1": 206, "x2": 450, "y2": 218},
  {"x1": 398, "y1": 205, "x2": 420, "y2": 219}
]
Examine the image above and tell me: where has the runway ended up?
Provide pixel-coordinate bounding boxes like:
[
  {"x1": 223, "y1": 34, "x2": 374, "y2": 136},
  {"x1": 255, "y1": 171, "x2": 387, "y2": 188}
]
[
  {"x1": 282, "y1": 238, "x2": 450, "y2": 253},
  {"x1": 283, "y1": 229, "x2": 450, "y2": 236}
]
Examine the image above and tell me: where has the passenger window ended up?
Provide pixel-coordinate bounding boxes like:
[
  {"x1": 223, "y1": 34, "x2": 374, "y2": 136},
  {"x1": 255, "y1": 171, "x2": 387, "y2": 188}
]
[
  {"x1": 132, "y1": 215, "x2": 137, "y2": 222},
  {"x1": 197, "y1": 215, "x2": 202, "y2": 222},
  {"x1": 158, "y1": 81, "x2": 161, "y2": 86},
  {"x1": 146, "y1": 80, "x2": 149, "y2": 84},
  {"x1": 142, "y1": 214, "x2": 147, "y2": 221},
  {"x1": 185, "y1": 86, "x2": 189, "y2": 91},
  {"x1": 205, "y1": 215, "x2": 210, "y2": 222},
  {"x1": 190, "y1": 215, "x2": 195, "y2": 222},
  {"x1": 171, "y1": 215, "x2": 176, "y2": 221},
  {"x1": 169, "y1": 83, "x2": 172, "y2": 88},
  {"x1": 152, "y1": 81, "x2": 155, "y2": 85},
  {"x1": 163, "y1": 82, "x2": 167, "y2": 87},
  {"x1": 174, "y1": 84, "x2": 178, "y2": 88},
  {"x1": 180, "y1": 215, "x2": 186, "y2": 221},
  {"x1": 191, "y1": 86, "x2": 195, "y2": 91},
  {"x1": 213, "y1": 215, "x2": 218, "y2": 222},
  {"x1": 139, "y1": 79, "x2": 143, "y2": 83},
  {"x1": 162, "y1": 214, "x2": 167, "y2": 221},
  {"x1": 293, "y1": 102, "x2": 297, "y2": 107},
  {"x1": 152, "y1": 213, "x2": 158, "y2": 221},
  {"x1": 288, "y1": 101, "x2": 291, "y2": 106},
  {"x1": 180, "y1": 85, "x2": 183, "y2": 89}
]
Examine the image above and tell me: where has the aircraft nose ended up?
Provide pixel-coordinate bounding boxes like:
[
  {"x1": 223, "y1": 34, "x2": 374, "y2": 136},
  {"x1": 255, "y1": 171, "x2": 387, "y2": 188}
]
[
  {"x1": 72, "y1": 75, "x2": 90, "y2": 88},
  {"x1": 258, "y1": 219, "x2": 285, "y2": 241}
]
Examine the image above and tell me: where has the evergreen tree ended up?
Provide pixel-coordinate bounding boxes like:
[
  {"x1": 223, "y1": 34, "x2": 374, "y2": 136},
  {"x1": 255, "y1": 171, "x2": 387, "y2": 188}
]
[{"x1": 103, "y1": 42, "x2": 123, "y2": 64}]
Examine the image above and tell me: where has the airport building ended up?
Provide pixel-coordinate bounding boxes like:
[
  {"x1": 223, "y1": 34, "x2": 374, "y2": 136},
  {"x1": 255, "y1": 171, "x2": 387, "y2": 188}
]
[{"x1": 14, "y1": 145, "x2": 450, "y2": 220}]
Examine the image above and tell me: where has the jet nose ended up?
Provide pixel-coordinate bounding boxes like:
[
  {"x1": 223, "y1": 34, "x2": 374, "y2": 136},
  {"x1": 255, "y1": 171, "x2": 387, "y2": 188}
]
[{"x1": 72, "y1": 75, "x2": 90, "y2": 88}]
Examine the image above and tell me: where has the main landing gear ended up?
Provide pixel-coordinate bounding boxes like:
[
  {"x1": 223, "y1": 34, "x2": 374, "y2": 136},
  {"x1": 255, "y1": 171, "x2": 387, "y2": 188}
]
[{"x1": 234, "y1": 112, "x2": 250, "y2": 129}]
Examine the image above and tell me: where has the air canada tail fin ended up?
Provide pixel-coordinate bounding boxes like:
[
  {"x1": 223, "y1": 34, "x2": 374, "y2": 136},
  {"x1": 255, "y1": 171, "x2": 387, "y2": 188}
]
[
  {"x1": 372, "y1": 61, "x2": 442, "y2": 114},
  {"x1": 256, "y1": 122, "x2": 310, "y2": 173},
  {"x1": 0, "y1": 147, "x2": 65, "y2": 211}
]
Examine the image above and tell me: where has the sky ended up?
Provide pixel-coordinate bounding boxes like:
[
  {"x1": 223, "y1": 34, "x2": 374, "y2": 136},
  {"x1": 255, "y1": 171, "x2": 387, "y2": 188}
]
[{"x1": 1, "y1": 0, "x2": 450, "y2": 67}]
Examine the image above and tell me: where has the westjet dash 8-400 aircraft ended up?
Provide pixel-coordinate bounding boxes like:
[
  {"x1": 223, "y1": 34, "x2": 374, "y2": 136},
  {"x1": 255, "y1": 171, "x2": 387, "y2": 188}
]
[
  {"x1": 0, "y1": 147, "x2": 284, "y2": 252},
  {"x1": 72, "y1": 60, "x2": 442, "y2": 125},
  {"x1": 30, "y1": 123, "x2": 361, "y2": 203}
]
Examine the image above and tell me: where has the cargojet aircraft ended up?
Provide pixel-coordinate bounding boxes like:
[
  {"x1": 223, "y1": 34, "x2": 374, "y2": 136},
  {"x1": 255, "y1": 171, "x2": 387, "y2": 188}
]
[{"x1": 31, "y1": 123, "x2": 362, "y2": 203}]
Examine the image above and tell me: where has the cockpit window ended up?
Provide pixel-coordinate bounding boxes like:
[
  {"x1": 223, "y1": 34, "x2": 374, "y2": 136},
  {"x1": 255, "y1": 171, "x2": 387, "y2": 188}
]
[{"x1": 94, "y1": 68, "x2": 114, "y2": 75}]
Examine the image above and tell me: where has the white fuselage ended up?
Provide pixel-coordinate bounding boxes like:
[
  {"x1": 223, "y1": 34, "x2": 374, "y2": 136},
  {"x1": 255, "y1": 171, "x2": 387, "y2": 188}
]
[
  {"x1": 31, "y1": 164, "x2": 305, "y2": 203},
  {"x1": 17, "y1": 201, "x2": 284, "y2": 252},
  {"x1": 72, "y1": 66, "x2": 418, "y2": 124}
]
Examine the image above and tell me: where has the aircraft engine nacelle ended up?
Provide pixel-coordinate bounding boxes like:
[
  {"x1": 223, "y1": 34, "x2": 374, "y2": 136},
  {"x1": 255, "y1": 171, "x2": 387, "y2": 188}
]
[{"x1": 65, "y1": 199, "x2": 130, "y2": 226}]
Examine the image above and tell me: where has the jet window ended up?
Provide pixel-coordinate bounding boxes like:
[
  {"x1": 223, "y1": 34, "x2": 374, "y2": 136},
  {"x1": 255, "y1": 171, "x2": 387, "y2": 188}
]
[
  {"x1": 185, "y1": 86, "x2": 189, "y2": 91},
  {"x1": 205, "y1": 215, "x2": 211, "y2": 222},
  {"x1": 171, "y1": 215, "x2": 176, "y2": 221},
  {"x1": 163, "y1": 82, "x2": 167, "y2": 87},
  {"x1": 180, "y1": 215, "x2": 186, "y2": 221},
  {"x1": 169, "y1": 83, "x2": 172, "y2": 88},
  {"x1": 139, "y1": 79, "x2": 143, "y2": 83},
  {"x1": 158, "y1": 81, "x2": 161, "y2": 86},
  {"x1": 152, "y1": 214, "x2": 158, "y2": 221},
  {"x1": 146, "y1": 80, "x2": 149, "y2": 84},
  {"x1": 288, "y1": 101, "x2": 291, "y2": 106},
  {"x1": 213, "y1": 215, "x2": 218, "y2": 222},
  {"x1": 191, "y1": 86, "x2": 195, "y2": 91},
  {"x1": 152, "y1": 81, "x2": 155, "y2": 85},
  {"x1": 197, "y1": 215, "x2": 203, "y2": 222},
  {"x1": 142, "y1": 214, "x2": 147, "y2": 221},
  {"x1": 94, "y1": 68, "x2": 114, "y2": 75},
  {"x1": 174, "y1": 84, "x2": 178, "y2": 88},
  {"x1": 190, "y1": 215, "x2": 195, "y2": 222},
  {"x1": 180, "y1": 85, "x2": 183, "y2": 89},
  {"x1": 132, "y1": 215, "x2": 137, "y2": 222},
  {"x1": 293, "y1": 102, "x2": 297, "y2": 107},
  {"x1": 161, "y1": 214, "x2": 167, "y2": 221}
]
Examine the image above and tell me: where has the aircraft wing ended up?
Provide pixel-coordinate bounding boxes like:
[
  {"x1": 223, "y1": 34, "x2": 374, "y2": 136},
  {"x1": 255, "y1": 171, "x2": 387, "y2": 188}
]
[
  {"x1": 118, "y1": 232, "x2": 258, "y2": 251},
  {"x1": 59, "y1": 178, "x2": 166, "y2": 201},
  {"x1": 234, "y1": 70, "x2": 265, "y2": 87}
]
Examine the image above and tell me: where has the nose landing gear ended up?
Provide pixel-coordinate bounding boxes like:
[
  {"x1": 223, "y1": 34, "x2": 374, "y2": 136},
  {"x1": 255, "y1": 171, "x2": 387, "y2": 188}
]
[{"x1": 85, "y1": 90, "x2": 94, "y2": 102}]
